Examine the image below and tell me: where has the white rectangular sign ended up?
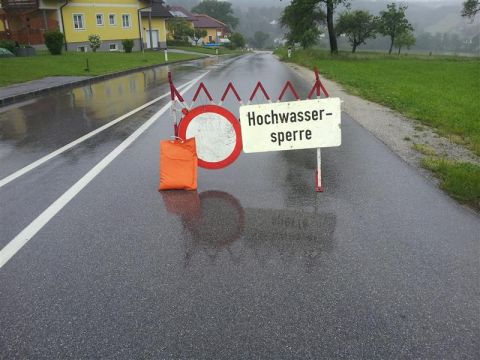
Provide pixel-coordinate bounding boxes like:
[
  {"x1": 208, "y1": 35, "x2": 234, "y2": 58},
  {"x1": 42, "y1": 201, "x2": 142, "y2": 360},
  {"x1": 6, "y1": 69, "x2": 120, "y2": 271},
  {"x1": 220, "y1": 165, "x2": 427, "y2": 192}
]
[{"x1": 239, "y1": 98, "x2": 341, "y2": 153}]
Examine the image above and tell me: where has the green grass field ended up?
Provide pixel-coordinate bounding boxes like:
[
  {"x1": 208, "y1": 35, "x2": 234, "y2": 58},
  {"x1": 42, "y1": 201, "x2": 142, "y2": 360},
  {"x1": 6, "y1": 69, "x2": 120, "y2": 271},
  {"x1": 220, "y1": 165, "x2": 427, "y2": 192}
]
[
  {"x1": 276, "y1": 48, "x2": 480, "y2": 209},
  {"x1": 0, "y1": 51, "x2": 202, "y2": 86},
  {"x1": 276, "y1": 48, "x2": 480, "y2": 156}
]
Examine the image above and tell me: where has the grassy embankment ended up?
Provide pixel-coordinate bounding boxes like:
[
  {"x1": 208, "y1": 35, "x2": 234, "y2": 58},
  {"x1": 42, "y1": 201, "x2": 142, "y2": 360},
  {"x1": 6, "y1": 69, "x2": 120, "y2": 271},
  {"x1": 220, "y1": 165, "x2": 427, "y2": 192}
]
[
  {"x1": 171, "y1": 45, "x2": 245, "y2": 56},
  {"x1": 276, "y1": 48, "x2": 480, "y2": 209},
  {"x1": 0, "y1": 51, "x2": 203, "y2": 86}
]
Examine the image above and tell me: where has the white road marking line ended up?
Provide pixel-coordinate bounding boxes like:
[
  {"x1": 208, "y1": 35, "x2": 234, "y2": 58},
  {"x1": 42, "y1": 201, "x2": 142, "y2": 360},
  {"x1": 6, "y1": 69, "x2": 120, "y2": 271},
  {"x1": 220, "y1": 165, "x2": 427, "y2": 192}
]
[
  {"x1": 0, "y1": 79, "x2": 194, "y2": 190},
  {"x1": 0, "y1": 71, "x2": 209, "y2": 269}
]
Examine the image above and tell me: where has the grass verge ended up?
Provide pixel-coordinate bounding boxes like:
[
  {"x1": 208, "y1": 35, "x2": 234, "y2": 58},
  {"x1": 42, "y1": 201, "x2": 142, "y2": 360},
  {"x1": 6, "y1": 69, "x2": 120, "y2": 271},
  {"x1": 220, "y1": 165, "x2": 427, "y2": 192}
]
[
  {"x1": 171, "y1": 46, "x2": 245, "y2": 56},
  {"x1": 275, "y1": 48, "x2": 480, "y2": 156},
  {"x1": 422, "y1": 157, "x2": 480, "y2": 209},
  {"x1": 413, "y1": 143, "x2": 437, "y2": 156},
  {"x1": 0, "y1": 51, "x2": 203, "y2": 86}
]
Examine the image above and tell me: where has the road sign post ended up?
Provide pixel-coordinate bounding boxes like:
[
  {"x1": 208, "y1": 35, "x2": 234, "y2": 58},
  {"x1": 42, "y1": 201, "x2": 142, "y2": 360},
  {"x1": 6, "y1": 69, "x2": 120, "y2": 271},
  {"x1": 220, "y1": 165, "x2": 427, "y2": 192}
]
[{"x1": 167, "y1": 68, "x2": 339, "y2": 191}]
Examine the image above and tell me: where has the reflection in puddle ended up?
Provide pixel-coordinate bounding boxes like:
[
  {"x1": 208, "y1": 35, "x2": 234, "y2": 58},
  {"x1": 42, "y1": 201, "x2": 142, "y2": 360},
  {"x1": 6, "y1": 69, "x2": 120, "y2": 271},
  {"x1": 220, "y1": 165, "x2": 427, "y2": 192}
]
[
  {"x1": 0, "y1": 57, "x2": 220, "y2": 152},
  {"x1": 161, "y1": 190, "x2": 336, "y2": 270}
]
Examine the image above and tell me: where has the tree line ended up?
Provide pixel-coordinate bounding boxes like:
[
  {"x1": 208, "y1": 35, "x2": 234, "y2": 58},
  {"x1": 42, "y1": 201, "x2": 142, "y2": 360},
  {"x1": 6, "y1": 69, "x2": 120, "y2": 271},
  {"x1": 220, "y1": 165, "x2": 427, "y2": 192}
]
[
  {"x1": 281, "y1": 1, "x2": 417, "y2": 55},
  {"x1": 281, "y1": 0, "x2": 480, "y2": 55}
]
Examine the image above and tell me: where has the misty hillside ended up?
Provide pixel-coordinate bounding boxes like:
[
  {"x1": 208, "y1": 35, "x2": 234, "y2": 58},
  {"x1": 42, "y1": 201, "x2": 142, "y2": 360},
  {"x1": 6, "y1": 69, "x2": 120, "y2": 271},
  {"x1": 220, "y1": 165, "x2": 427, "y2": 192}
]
[{"x1": 166, "y1": 0, "x2": 479, "y2": 53}]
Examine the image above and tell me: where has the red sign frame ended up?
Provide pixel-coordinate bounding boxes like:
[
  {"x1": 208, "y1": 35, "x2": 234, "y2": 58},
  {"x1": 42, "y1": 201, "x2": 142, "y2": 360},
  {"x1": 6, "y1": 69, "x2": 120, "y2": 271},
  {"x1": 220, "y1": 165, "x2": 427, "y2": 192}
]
[{"x1": 178, "y1": 105, "x2": 243, "y2": 170}]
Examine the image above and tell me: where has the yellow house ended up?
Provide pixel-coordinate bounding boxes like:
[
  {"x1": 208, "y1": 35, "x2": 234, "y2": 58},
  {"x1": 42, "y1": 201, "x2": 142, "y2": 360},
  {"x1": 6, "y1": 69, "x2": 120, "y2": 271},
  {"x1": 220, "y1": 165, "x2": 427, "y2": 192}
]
[
  {"x1": 139, "y1": 0, "x2": 171, "y2": 49},
  {"x1": 0, "y1": 0, "x2": 171, "y2": 51}
]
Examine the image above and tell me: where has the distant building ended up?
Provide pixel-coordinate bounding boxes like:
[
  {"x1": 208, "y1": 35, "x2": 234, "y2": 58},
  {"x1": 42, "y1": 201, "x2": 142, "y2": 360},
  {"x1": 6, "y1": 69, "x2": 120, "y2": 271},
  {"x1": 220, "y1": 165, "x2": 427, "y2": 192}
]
[{"x1": 192, "y1": 13, "x2": 230, "y2": 45}]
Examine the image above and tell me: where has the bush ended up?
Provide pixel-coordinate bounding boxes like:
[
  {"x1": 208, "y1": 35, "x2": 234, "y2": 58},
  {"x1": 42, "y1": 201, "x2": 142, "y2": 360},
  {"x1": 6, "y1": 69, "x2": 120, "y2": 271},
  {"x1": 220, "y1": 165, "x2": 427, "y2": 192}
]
[
  {"x1": 0, "y1": 40, "x2": 15, "y2": 53},
  {"x1": 229, "y1": 32, "x2": 246, "y2": 50},
  {"x1": 166, "y1": 39, "x2": 190, "y2": 47},
  {"x1": 122, "y1": 39, "x2": 134, "y2": 53},
  {"x1": 88, "y1": 34, "x2": 101, "y2": 52},
  {"x1": 44, "y1": 31, "x2": 64, "y2": 55}
]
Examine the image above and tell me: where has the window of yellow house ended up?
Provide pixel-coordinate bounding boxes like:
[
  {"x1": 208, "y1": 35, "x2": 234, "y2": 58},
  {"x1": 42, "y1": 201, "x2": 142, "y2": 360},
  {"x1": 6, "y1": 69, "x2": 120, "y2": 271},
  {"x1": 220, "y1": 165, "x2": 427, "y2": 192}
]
[
  {"x1": 96, "y1": 14, "x2": 104, "y2": 26},
  {"x1": 122, "y1": 14, "x2": 131, "y2": 29},
  {"x1": 109, "y1": 14, "x2": 116, "y2": 26},
  {"x1": 73, "y1": 14, "x2": 85, "y2": 30}
]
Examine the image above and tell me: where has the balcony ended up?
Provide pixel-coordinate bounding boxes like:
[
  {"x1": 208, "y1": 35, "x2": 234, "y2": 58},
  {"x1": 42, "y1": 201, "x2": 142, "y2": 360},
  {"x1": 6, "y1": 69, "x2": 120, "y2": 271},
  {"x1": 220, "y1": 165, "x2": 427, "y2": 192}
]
[{"x1": 1, "y1": 0, "x2": 39, "y2": 11}]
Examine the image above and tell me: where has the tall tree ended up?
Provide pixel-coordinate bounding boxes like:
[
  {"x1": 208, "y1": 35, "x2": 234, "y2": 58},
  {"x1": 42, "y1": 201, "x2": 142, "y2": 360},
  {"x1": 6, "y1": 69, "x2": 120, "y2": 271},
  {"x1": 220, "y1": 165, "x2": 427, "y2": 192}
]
[
  {"x1": 394, "y1": 29, "x2": 415, "y2": 55},
  {"x1": 280, "y1": 0, "x2": 348, "y2": 54},
  {"x1": 462, "y1": 0, "x2": 480, "y2": 18},
  {"x1": 322, "y1": 0, "x2": 347, "y2": 54},
  {"x1": 378, "y1": 3, "x2": 414, "y2": 54},
  {"x1": 335, "y1": 10, "x2": 377, "y2": 53},
  {"x1": 191, "y1": 0, "x2": 239, "y2": 30},
  {"x1": 280, "y1": 0, "x2": 325, "y2": 49}
]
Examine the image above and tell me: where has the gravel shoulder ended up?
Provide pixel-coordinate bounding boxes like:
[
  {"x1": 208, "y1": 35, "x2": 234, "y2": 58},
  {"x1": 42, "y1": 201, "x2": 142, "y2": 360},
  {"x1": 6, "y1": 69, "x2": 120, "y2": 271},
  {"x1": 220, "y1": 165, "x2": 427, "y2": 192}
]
[{"x1": 286, "y1": 62, "x2": 480, "y2": 185}]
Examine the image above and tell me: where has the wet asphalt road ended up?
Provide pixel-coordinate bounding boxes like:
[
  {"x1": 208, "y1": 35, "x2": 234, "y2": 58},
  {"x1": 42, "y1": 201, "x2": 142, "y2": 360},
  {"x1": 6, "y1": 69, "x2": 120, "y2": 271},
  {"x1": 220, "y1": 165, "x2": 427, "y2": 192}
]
[{"x1": 0, "y1": 53, "x2": 479, "y2": 359}]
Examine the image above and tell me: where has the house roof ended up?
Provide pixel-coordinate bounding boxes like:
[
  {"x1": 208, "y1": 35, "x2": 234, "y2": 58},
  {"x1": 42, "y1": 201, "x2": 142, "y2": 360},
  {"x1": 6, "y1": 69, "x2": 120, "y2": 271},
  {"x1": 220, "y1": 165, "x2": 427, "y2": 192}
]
[
  {"x1": 141, "y1": 1, "x2": 172, "y2": 18},
  {"x1": 192, "y1": 14, "x2": 228, "y2": 30},
  {"x1": 168, "y1": 5, "x2": 196, "y2": 21}
]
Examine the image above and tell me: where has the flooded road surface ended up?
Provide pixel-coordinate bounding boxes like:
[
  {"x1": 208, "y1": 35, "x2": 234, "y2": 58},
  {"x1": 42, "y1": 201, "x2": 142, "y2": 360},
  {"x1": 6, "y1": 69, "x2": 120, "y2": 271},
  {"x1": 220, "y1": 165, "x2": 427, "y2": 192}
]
[
  {"x1": 0, "y1": 53, "x2": 479, "y2": 359},
  {"x1": 0, "y1": 57, "x2": 220, "y2": 178}
]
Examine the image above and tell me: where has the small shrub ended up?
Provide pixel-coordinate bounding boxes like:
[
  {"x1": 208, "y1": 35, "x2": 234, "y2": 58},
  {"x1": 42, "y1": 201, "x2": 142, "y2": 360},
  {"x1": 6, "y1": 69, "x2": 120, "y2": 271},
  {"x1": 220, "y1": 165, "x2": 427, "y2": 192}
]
[
  {"x1": 44, "y1": 31, "x2": 64, "y2": 55},
  {"x1": 88, "y1": 34, "x2": 102, "y2": 52},
  {"x1": 0, "y1": 40, "x2": 15, "y2": 53},
  {"x1": 122, "y1": 39, "x2": 134, "y2": 53}
]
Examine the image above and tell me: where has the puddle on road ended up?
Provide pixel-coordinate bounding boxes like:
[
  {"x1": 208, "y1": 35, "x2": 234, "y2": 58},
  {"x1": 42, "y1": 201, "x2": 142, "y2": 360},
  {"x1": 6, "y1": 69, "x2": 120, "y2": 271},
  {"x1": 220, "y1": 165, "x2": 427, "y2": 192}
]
[
  {"x1": 161, "y1": 190, "x2": 336, "y2": 269},
  {"x1": 0, "y1": 57, "x2": 220, "y2": 153}
]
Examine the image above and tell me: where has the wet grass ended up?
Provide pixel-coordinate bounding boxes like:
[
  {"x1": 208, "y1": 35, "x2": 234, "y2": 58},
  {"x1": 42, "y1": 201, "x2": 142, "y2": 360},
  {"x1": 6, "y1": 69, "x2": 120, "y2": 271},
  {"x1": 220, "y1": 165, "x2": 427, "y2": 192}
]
[
  {"x1": 171, "y1": 46, "x2": 245, "y2": 56},
  {"x1": 413, "y1": 143, "x2": 437, "y2": 156},
  {"x1": 422, "y1": 157, "x2": 480, "y2": 209},
  {"x1": 0, "y1": 50, "x2": 202, "y2": 86},
  {"x1": 275, "y1": 48, "x2": 480, "y2": 156}
]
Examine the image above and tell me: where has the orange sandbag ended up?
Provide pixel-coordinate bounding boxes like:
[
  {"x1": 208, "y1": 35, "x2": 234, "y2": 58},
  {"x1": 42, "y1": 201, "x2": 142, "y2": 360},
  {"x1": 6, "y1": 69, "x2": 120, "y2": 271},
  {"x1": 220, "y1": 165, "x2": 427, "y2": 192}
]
[{"x1": 159, "y1": 138, "x2": 198, "y2": 191}]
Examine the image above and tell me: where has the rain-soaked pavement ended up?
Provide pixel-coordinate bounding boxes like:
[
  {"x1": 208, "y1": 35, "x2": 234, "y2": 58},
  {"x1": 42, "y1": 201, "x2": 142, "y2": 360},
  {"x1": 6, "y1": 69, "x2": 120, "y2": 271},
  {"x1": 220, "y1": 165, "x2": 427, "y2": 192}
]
[{"x1": 0, "y1": 53, "x2": 479, "y2": 358}]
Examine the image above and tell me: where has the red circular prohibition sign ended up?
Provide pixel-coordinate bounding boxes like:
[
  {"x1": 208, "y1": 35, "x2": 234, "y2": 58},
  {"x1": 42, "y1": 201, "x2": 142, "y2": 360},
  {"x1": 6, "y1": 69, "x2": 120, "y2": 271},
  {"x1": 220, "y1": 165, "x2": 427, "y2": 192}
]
[{"x1": 178, "y1": 105, "x2": 243, "y2": 170}]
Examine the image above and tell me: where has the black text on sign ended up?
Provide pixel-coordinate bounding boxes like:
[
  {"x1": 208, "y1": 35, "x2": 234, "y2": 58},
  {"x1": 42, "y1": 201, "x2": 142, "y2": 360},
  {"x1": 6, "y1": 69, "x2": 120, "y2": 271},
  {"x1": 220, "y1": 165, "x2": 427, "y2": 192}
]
[{"x1": 239, "y1": 98, "x2": 342, "y2": 153}]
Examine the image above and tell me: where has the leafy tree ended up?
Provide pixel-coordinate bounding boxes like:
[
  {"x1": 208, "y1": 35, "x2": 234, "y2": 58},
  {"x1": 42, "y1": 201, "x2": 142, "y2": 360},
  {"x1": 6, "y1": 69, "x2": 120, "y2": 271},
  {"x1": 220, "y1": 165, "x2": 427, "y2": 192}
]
[
  {"x1": 280, "y1": 0, "x2": 348, "y2": 54},
  {"x1": 229, "y1": 32, "x2": 246, "y2": 49},
  {"x1": 167, "y1": 18, "x2": 194, "y2": 43},
  {"x1": 378, "y1": 3, "x2": 414, "y2": 54},
  {"x1": 44, "y1": 31, "x2": 64, "y2": 55},
  {"x1": 191, "y1": 0, "x2": 238, "y2": 30},
  {"x1": 462, "y1": 0, "x2": 480, "y2": 18},
  {"x1": 335, "y1": 10, "x2": 377, "y2": 53},
  {"x1": 252, "y1": 31, "x2": 269, "y2": 49},
  {"x1": 88, "y1": 34, "x2": 101, "y2": 52},
  {"x1": 280, "y1": 0, "x2": 325, "y2": 49},
  {"x1": 394, "y1": 29, "x2": 415, "y2": 55},
  {"x1": 192, "y1": 28, "x2": 207, "y2": 46}
]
